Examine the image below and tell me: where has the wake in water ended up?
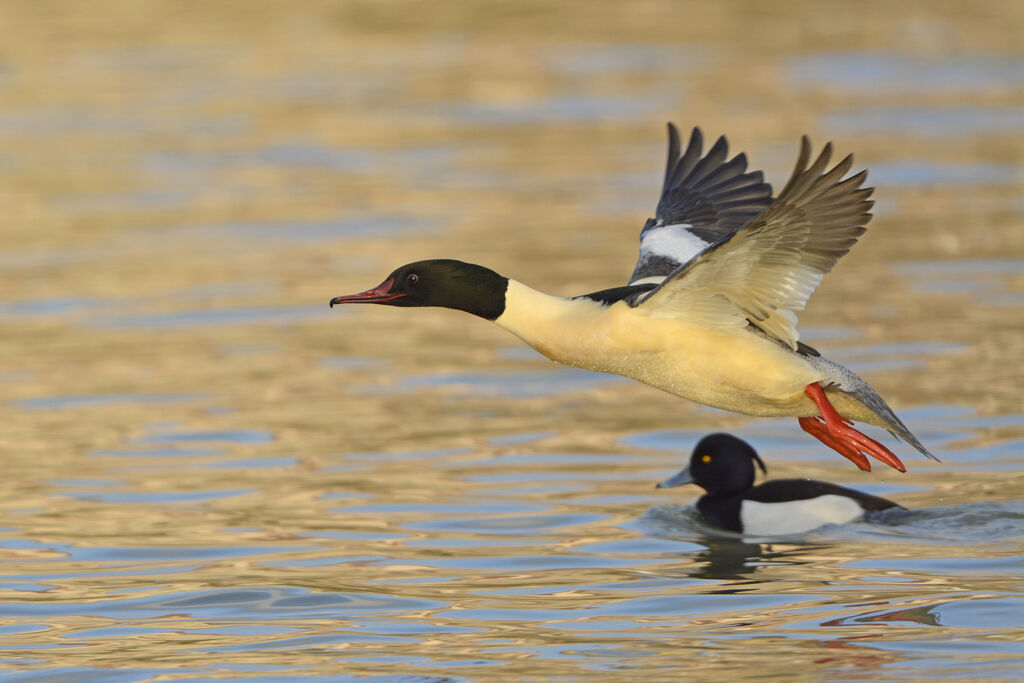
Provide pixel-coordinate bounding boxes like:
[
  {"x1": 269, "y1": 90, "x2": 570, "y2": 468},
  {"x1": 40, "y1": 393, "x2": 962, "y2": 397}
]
[{"x1": 642, "y1": 499, "x2": 1024, "y2": 545}]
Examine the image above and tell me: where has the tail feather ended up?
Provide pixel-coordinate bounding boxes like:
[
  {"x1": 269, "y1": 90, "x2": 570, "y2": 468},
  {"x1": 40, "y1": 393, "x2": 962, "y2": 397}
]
[
  {"x1": 807, "y1": 356, "x2": 939, "y2": 461},
  {"x1": 869, "y1": 395, "x2": 937, "y2": 461}
]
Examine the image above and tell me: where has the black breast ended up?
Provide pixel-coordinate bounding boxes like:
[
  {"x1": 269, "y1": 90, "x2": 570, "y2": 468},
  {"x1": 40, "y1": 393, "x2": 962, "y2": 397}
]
[{"x1": 696, "y1": 494, "x2": 745, "y2": 532}]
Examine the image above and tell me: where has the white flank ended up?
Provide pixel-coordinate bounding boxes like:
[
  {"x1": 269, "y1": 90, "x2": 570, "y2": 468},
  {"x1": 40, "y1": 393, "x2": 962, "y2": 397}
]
[{"x1": 739, "y1": 495, "x2": 864, "y2": 536}]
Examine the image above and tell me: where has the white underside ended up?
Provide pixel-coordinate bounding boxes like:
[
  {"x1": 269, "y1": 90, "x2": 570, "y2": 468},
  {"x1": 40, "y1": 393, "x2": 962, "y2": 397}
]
[{"x1": 739, "y1": 495, "x2": 865, "y2": 536}]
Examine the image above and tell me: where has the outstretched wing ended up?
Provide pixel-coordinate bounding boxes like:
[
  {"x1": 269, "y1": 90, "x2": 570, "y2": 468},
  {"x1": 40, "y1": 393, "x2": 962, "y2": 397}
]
[
  {"x1": 636, "y1": 136, "x2": 874, "y2": 350},
  {"x1": 628, "y1": 124, "x2": 773, "y2": 286}
]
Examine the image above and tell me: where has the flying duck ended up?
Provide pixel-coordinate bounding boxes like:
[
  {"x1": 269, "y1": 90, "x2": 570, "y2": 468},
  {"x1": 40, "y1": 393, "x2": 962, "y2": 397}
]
[
  {"x1": 330, "y1": 124, "x2": 936, "y2": 472},
  {"x1": 656, "y1": 433, "x2": 904, "y2": 535}
]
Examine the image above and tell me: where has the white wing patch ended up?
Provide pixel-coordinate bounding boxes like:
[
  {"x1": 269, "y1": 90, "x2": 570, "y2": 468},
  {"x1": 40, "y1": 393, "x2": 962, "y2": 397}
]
[
  {"x1": 629, "y1": 223, "x2": 711, "y2": 286},
  {"x1": 630, "y1": 276, "x2": 668, "y2": 286},
  {"x1": 636, "y1": 138, "x2": 873, "y2": 349},
  {"x1": 639, "y1": 223, "x2": 707, "y2": 262},
  {"x1": 739, "y1": 495, "x2": 864, "y2": 536}
]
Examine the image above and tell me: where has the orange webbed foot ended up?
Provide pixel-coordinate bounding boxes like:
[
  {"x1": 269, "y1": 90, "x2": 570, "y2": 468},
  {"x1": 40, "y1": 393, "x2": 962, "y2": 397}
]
[{"x1": 801, "y1": 383, "x2": 907, "y2": 473}]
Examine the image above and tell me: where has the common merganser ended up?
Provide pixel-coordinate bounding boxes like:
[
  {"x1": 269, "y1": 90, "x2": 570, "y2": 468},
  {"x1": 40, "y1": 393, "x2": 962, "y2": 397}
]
[
  {"x1": 656, "y1": 433, "x2": 904, "y2": 535},
  {"x1": 330, "y1": 124, "x2": 936, "y2": 472}
]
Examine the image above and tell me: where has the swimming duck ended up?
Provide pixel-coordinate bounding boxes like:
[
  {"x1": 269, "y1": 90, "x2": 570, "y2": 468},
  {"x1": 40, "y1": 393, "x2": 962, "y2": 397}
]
[
  {"x1": 657, "y1": 433, "x2": 904, "y2": 535},
  {"x1": 330, "y1": 124, "x2": 936, "y2": 472}
]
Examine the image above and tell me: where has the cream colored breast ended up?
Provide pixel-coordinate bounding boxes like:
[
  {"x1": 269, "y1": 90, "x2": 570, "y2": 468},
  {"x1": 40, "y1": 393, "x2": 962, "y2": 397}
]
[{"x1": 493, "y1": 280, "x2": 824, "y2": 414}]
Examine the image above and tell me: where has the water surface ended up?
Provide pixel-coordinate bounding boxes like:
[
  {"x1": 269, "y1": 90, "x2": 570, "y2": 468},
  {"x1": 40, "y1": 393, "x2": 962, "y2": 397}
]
[{"x1": 0, "y1": 1, "x2": 1021, "y2": 680}]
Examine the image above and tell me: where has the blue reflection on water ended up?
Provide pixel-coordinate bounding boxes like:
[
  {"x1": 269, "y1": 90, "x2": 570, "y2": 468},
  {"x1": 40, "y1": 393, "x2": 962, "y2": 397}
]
[
  {"x1": 896, "y1": 259, "x2": 1023, "y2": 304},
  {"x1": 95, "y1": 306, "x2": 324, "y2": 329},
  {"x1": 0, "y1": 586, "x2": 444, "y2": 619},
  {"x1": 825, "y1": 106, "x2": 1024, "y2": 135},
  {"x1": 868, "y1": 161, "x2": 1018, "y2": 187},
  {"x1": 544, "y1": 44, "x2": 706, "y2": 76},
  {"x1": 133, "y1": 429, "x2": 273, "y2": 444},
  {"x1": 787, "y1": 53, "x2": 1024, "y2": 92},
  {"x1": 15, "y1": 394, "x2": 204, "y2": 409},
  {"x1": 67, "y1": 489, "x2": 256, "y2": 504},
  {"x1": 90, "y1": 447, "x2": 224, "y2": 458},
  {"x1": 438, "y1": 93, "x2": 674, "y2": 126},
  {"x1": 362, "y1": 368, "x2": 625, "y2": 398}
]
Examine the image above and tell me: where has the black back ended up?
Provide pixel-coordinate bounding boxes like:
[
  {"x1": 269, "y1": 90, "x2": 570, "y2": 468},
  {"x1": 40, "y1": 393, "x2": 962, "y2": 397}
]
[
  {"x1": 575, "y1": 282, "x2": 658, "y2": 306},
  {"x1": 748, "y1": 479, "x2": 901, "y2": 512}
]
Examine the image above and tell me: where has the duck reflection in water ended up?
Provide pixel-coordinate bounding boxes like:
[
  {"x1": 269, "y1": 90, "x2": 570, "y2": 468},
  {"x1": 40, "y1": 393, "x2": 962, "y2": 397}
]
[{"x1": 689, "y1": 538, "x2": 832, "y2": 585}]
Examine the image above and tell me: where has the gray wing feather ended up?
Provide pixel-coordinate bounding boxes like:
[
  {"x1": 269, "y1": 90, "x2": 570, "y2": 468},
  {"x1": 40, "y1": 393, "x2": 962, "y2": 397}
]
[
  {"x1": 635, "y1": 136, "x2": 875, "y2": 350},
  {"x1": 629, "y1": 124, "x2": 773, "y2": 285}
]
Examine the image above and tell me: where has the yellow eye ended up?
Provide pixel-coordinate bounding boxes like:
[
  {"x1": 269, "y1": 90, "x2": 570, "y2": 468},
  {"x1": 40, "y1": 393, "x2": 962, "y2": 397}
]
[{"x1": 701, "y1": 454, "x2": 712, "y2": 463}]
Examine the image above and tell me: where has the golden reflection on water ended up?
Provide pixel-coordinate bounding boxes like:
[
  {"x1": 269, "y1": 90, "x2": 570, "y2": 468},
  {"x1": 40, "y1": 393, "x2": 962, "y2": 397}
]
[{"x1": 0, "y1": 0, "x2": 1022, "y2": 679}]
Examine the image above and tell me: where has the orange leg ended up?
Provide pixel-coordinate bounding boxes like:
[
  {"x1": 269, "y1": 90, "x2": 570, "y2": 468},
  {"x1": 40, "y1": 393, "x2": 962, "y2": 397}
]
[
  {"x1": 801, "y1": 383, "x2": 907, "y2": 473},
  {"x1": 799, "y1": 416, "x2": 871, "y2": 471}
]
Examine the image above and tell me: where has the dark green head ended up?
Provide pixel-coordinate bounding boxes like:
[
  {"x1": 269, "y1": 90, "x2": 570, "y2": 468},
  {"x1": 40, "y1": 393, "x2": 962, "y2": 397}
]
[
  {"x1": 330, "y1": 259, "x2": 509, "y2": 321},
  {"x1": 656, "y1": 433, "x2": 767, "y2": 495}
]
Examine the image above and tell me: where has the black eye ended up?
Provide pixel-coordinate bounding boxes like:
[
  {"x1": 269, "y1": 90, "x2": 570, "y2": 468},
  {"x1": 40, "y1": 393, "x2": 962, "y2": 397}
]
[{"x1": 406, "y1": 273, "x2": 419, "y2": 286}]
